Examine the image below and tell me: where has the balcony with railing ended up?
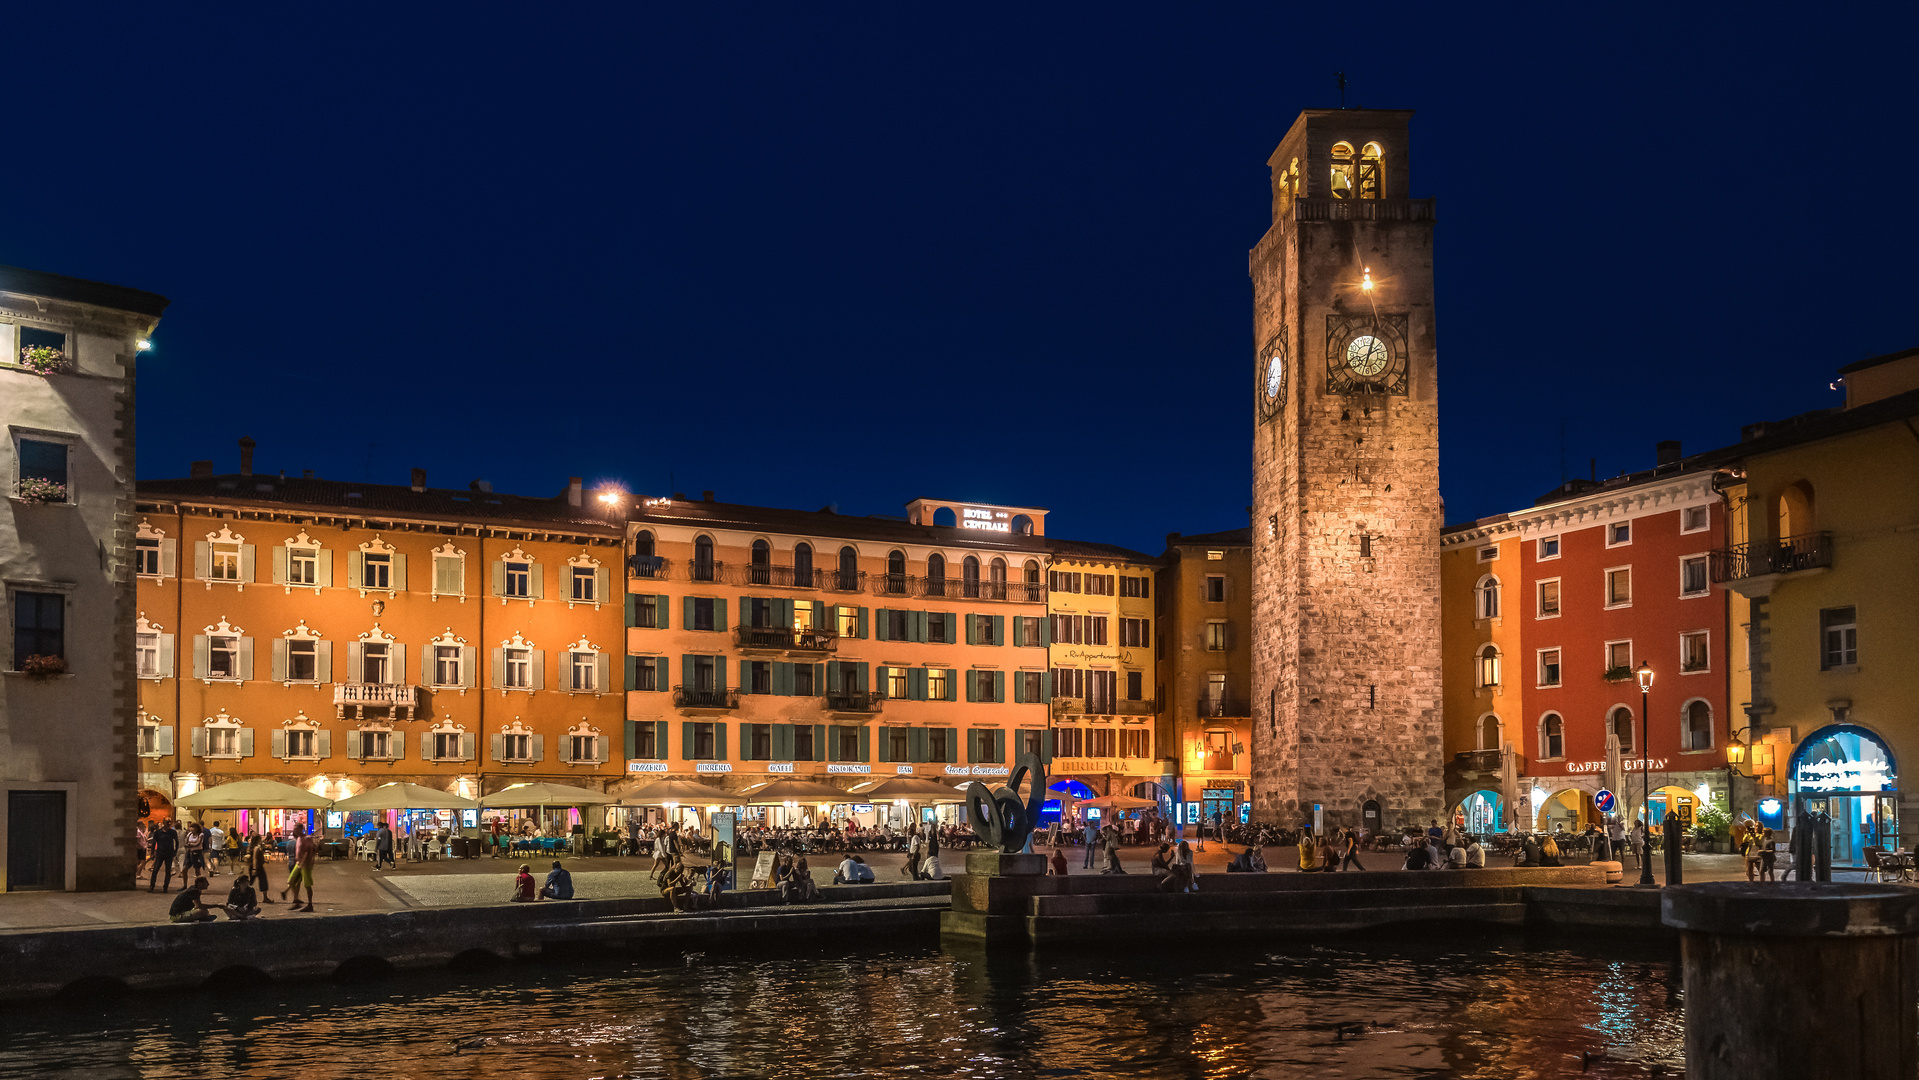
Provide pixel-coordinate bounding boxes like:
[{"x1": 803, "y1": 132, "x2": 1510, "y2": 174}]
[
  {"x1": 825, "y1": 690, "x2": 882, "y2": 713},
  {"x1": 333, "y1": 683, "x2": 422, "y2": 721},
  {"x1": 742, "y1": 564, "x2": 823, "y2": 589},
  {"x1": 871, "y1": 573, "x2": 914, "y2": 597},
  {"x1": 673, "y1": 686, "x2": 739, "y2": 711},
  {"x1": 687, "y1": 559, "x2": 726, "y2": 584},
  {"x1": 1292, "y1": 196, "x2": 1436, "y2": 223},
  {"x1": 1114, "y1": 698, "x2": 1158, "y2": 717},
  {"x1": 1709, "y1": 532, "x2": 1832, "y2": 593},
  {"x1": 949, "y1": 580, "x2": 1046, "y2": 603},
  {"x1": 732, "y1": 625, "x2": 838, "y2": 653},
  {"x1": 825, "y1": 569, "x2": 866, "y2": 593},
  {"x1": 1197, "y1": 697, "x2": 1251, "y2": 719},
  {"x1": 626, "y1": 555, "x2": 671, "y2": 580},
  {"x1": 1452, "y1": 749, "x2": 1501, "y2": 774}
]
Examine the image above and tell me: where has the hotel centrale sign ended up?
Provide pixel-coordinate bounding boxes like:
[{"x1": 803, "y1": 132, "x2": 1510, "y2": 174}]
[{"x1": 1051, "y1": 757, "x2": 1160, "y2": 777}]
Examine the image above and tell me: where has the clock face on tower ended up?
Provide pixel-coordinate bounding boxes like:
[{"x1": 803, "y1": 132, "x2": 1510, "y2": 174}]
[
  {"x1": 1265, "y1": 354, "x2": 1285, "y2": 399},
  {"x1": 1346, "y1": 335, "x2": 1388, "y2": 377},
  {"x1": 1256, "y1": 330, "x2": 1288, "y2": 419}
]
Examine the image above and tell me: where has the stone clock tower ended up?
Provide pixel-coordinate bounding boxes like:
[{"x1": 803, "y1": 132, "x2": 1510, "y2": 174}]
[{"x1": 1248, "y1": 109, "x2": 1444, "y2": 831}]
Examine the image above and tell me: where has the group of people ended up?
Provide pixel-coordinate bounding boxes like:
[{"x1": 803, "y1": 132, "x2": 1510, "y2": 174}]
[
  {"x1": 509, "y1": 861, "x2": 575, "y2": 901},
  {"x1": 150, "y1": 821, "x2": 324, "y2": 922}
]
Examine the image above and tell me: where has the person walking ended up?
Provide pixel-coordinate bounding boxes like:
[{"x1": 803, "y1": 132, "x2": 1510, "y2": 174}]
[
  {"x1": 247, "y1": 834, "x2": 276, "y2": 904},
  {"x1": 374, "y1": 822, "x2": 397, "y2": 871},
  {"x1": 1759, "y1": 827, "x2": 1778, "y2": 881},
  {"x1": 1740, "y1": 823, "x2": 1762, "y2": 882},
  {"x1": 181, "y1": 822, "x2": 208, "y2": 881},
  {"x1": 205, "y1": 823, "x2": 227, "y2": 876},
  {"x1": 148, "y1": 820, "x2": 180, "y2": 892},
  {"x1": 281, "y1": 824, "x2": 318, "y2": 911},
  {"x1": 1338, "y1": 827, "x2": 1365, "y2": 871},
  {"x1": 1628, "y1": 820, "x2": 1647, "y2": 872}
]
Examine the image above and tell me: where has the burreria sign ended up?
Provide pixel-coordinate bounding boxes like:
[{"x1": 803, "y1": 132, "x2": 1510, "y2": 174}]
[{"x1": 962, "y1": 507, "x2": 1012, "y2": 532}]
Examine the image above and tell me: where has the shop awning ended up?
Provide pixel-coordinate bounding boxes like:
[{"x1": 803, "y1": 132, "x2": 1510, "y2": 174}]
[
  {"x1": 736, "y1": 779, "x2": 856, "y2": 805},
  {"x1": 332, "y1": 783, "x2": 477, "y2": 812},
  {"x1": 848, "y1": 777, "x2": 969, "y2": 803},
  {"x1": 618, "y1": 779, "x2": 740, "y2": 807},
  {"x1": 479, "y1": 782, "x2": 615, "y2": 809},
  {"x1": 174, "y1": 779, "x2": 332, "y2": 811}
]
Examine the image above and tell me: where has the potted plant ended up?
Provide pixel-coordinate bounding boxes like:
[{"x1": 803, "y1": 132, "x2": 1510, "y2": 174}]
[
  {"x1": 18, "y1": 345, "x2": 70, "y2": 376},
  {"x1": 13, "y1": 477, "x2": 66, "y2": 505},
  {"x1": 21, "y1": 654, "x2": 67, "y2": 679},
  {"x1": 1602, "y1": 665, "x2": 1634, "y2": 683},
  {"x1": 1695, "y1": 797, "x2": 1732, "y2": 853}
]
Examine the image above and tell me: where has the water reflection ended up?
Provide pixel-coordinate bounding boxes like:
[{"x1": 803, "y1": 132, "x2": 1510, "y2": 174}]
[{"x1": 0, "y1": 930, "x2": 1681, "y2": 1079}]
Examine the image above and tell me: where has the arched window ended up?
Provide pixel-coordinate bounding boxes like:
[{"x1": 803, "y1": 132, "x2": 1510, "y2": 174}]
[
  {"x1": 1682, "y1": 700, "x2": 1714, "y2": 751},
  {"x1": 1479, "y1": 714, "x2": 1502, "y2": 752},
  {"x1": 962, "y1": 556, "x2": 981, "y2": 598},
  {"x1": 1778, "y1": 480, "x2": 1815, "y2": 540},
  {"x1": 988, "y1": 557, "x2": 1007, "y2": 599},
  {"x1": 1022, "y1": 559, "x2": 1040, "y2": 600},
  {"x1": 629, "y1": 530, "x2": 662, "y2": 580},
  {"x1": 693, "y1": 535, "x2": 715, "y2": 582},
  {"x1": 748, "y1": 539, "x2": 771, "y2": 586},
  {"x1": 1476, "y1": 645, "x2": 1500, "y2": 688},
  {"x1": 634, "y1": 530, "x2": 655, "y2": 559},
  {"x1": 1011, "y1": 514, "x2": 1033, "y2": 536},
  {"x1": 1539, "y1": 713, "x2": 1565, "y2": 759},
  {"x1": 1611, "y1": 706, "x2": 1636, "y2": 754},
  {"x1": 1329, "y1": 141, "x2": 1355, "y2": 199},
  {"x1": 885, "y1": 550, "x2": 907, "y2": 595},
  {"x1": 1358, "y1": 141, "x2": 1383, "y2": 199},
  {"x1": 926, "y1": 553, "x2": 946, "y2": 597},
  {"x1": 837, "y1": 546, "x2": 859, "y2": 591},
  {"x1": 793, "y1": 542, "x2": 813, "y2": 586},
  {"x1": 1476, "y1": 575, "x2": 1501, "y2": 619}
]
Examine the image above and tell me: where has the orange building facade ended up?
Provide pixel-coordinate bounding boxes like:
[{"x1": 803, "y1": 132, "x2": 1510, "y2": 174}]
[{"x1": 132, "y1": 463, "x2": 625, "y2": 826}]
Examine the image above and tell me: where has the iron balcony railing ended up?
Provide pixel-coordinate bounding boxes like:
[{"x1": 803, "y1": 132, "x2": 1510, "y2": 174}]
[
  {"x1": 1452, "y1": 749, "x2": 1501, "y2": 773},
  {"x1": 871, "y1": 573, "x2": 914, "y2": 596},
  {"x1": 1197, "y1": 698, "x2": 1251, "y2": 718},
  {"x1": 949, "y1": 580, "x2": 1046, "y2": 603},
  {"x1": 688, "y1": 559, "x2": 726, "y2": 584},
  {"x1": 626, "y1": 555, "x2": 671, "y2": 580},
  {"x1": 733, "y1": 626, "x2": 837, "y2": 653},
  {"x1": 672, "y1": 686, "x2": 739, "y2": 710},
  {"x1": 743, "y1": 564, "x2": 824, "y2": 589},
  {"x1": 825, "y1": 569, "x2": 866, "y2": 593},
  {"x1": 825, "y1": 691, "x2": 882, "y2": 713},
  {"x1": 1292, "y1": 196, "x2": 1436, "y2": 223},
  {"x1": 1709, "y1": 532, "x2": 1833, "y2": 583}
]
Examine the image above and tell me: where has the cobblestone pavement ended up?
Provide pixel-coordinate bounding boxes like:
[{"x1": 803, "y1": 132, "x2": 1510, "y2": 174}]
[{"x1": 0, "y1": 841, "x2": 1854, "y2": 933}]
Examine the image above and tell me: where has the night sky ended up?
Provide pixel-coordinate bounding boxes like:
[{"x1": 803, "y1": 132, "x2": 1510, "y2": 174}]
[{"x1": 8, "y1": 8, "x2": 1915, "y2": 554}]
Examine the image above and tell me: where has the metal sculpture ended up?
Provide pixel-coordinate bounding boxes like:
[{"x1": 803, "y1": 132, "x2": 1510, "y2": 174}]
[{"x1": 965, "y1": 752, "x2": 1047, "y2": 854}]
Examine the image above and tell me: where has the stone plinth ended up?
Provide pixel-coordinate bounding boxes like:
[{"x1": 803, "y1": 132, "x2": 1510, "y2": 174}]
[
  {"x1": 965, "y1": 852, "x2": 1046, "y2": 877},
  {"x1": 1664, "y1": 882, "x2": 1919, "y2": 1080}
]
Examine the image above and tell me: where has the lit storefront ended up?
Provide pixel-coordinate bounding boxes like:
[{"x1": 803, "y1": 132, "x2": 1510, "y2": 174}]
[{"x1": 1790, "y1": 725, "x2": 1898, "y2": 865}]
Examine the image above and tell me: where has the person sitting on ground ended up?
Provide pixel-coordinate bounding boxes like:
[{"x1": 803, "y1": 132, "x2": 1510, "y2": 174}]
[
  {"x1": 224, "y1": 873, "x2": 263, "y2": 919},
  {"x1": 1152, "y1": 842, "x2": 1174, "y2": 878},
  {"x1": 1049, "y1": 846, "x2": 1069, "y2": 877},
  {"x1": 660, "y1": 857, "x2": 700, "y2": 912},
  {"x1": 169, "y1": 877, "x2": 218, "y2": 923},
  {"x1": 782, "y1": 856, "x2": 820, "y2": 903},
  {"x1": 1248, "y1": 844, "x2": 1268, "y2": 872},
  {"x1": 834, "y1": 854, "x2": 860, "y2": 884},
  {"x1": 541, "y1": 861, "x2": 574, "y2": 900},
  {"x1": 1465, "y1": 835, "x2": 1486, "y2": 868},
  {"x1": 920, "y1": 848, "x2": 945, "y2": 881},
  {"x1": 1539, "y1": 835, "x2": 1563, "y2": 868},
  {"x1": 509, "y1": 863, "x2": 537, "y2": 902},
  {"x1": 1403, "y1": 841, "x2": 1433, "y2": 871},
  {"x1": 1447, "y1": 839, "x2": 1467, "y2": 869},
  {"x1": 1297, "y1": 831, "x2": 1321, "y2": 872}
]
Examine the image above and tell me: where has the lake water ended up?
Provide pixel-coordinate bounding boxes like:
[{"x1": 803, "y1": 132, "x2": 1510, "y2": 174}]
[{"x1": 0, "y1": 930, "x2": 1684, "y2": 1079}]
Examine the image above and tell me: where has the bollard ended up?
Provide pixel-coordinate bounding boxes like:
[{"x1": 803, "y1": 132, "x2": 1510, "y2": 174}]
[
  {"x1": 1663, "y1": 882, "x2": 1919, "y2": 1079},
  {"x1": 1664, "y1": 821, "x2": 1684, "y2": 885}
]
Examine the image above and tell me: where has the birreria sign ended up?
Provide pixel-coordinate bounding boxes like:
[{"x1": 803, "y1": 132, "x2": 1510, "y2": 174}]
[{"x1": 962, "y1": 507, "x2": 1013, "y2": 532}]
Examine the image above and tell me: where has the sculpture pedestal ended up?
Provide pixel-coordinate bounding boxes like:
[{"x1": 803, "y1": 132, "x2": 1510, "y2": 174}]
[{"x1": 941, "y1": 852, "x2": 1051, "y2": 946}]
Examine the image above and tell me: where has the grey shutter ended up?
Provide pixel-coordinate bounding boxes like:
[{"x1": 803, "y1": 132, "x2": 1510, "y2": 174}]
[
  {"x1": 593, "y1": 567, "x2": 609, "y2": 604},
  {"x1": 491, "y1": 734, "x2": 506, "y2": 763},
  {"x1": 391, "y1": 733, "x2": 404, "y2": 760},
  {"x1": 528, "y1": 562, "x2": 544, "y2": 599},
  {"x1": 530, "y1": 649, "x2": 545, "y2": 690},
  {"x1": 194, "y1": 541, "x2": 210, "y2": 580},
  {"x1": 349, "y1": 551, "x2": 365, "y2": 589},
  {"x1": 347, "y1": 642, "x2": 364, "y2": 684},
  {"x1": 157, "y1": 727, "x2": 174, "y2": 755},
  {"x1": 271, "y1": 639, "x2": 289, "y2": 682},
  {"x1": 272, "y1": 545, "x2": 288, "y2": 585},
  {"x1": 435, "y1": 556, "x2": 460, "y2": 595},
  {"x1": 595, "y1": 653, "x2": 610, "y2": 694},
  {"x1": 491, "y1": 560, "x2": 506, "y2": 597},
  {"x1": 272, "y1": 730, "x2": 287, "y2": 759},
  {"x1": 158, "y1": 635, "x2": 176, "y2": 678},
  {"x1": 347, "y1": 733, "x2": 363, "y2": 762},
  {"x1": 191, "y1": 727, "x2": 206, "y2": 757},
  {"x1": 316, "y1": 640, "x2": 334, "y2": 683},
  {"x1": 461, "y1": 733, "x2": 476, "y2": 762},
  {"x1": 238, "y1": 637, "x2": 256, "y2": 681},
  {"x1": 490, "y1": 648, "x2": 505, "y2": 688},
  {"x1": 530, "y1": 735, "x2": 545, "y2": 763},
  {"x1": 317, "y1": 550, "x2": 333, "y2": 587},
  {"x1": 391, "y1": 644, "x2": 407, "y2": 685},
  {"x1": 391, "y1": 553, "x2": 408, "y2": 591},
  {"x1": 160, "y1": 538, "x2": 178, "y2": 578},
  {"x1": 461, "y1": 646, "x2": 478, "y2": 688},
  {"x1": 317, "y1": 730, "x2": 331, "y2": 759},
  {"x1": 240, "y1": 544, "x2": 257, "y2": 583},
  {"x1": 421, "y1": 732, "x2": 434, "y2": 760}
]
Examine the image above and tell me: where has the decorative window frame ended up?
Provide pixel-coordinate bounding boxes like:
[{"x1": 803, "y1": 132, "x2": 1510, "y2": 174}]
[
  {"x1": 1476, "y1": 712, "x2": 1503, "y2": 752},
  {"x1": 563, "y1": 720, "x2": 607, "y2": 766},
  {"x1": 1474, "y1": 574, "x2": 1501, "y2": 621},
  {"x1": 565, "y1": 551, "x2": 606, "y2": 609},
  {"x1": 495, "y1": 632, "x2": 542, "y2": 694},
  {"x1": 1536, "y1": 646, "x2": 1563, "y2": 689},
  {"x1": 1323, "y1": 312, "x2": 1409, "y2": 396},
  {"x1": 349, "y1": 623, "x2": 404, "y2": 687},
  {"x1": 199, "y1": 709, "x2": 250, "y2": 761},
  {"x1": 197, "y1": 617, "x2": 252, "y2": 684},
  {"x1": 353, "y1": 534, "x2": 403, "y2": 596},
  {"x1": 562, "y1": 636, "x2": 609, "y2": 696},
  {"x1": 134, "y1": 519, "x2": 177, "y2": 581},
  {"x1": 1536, "y1": 711, "x2": 1566, "y2": 761},
  {"x1": 276, "y1": 620, "x2": 328, "y2": 686},
  {"x1": 349, "y1": 721, "x2": 401, "y2": 762},
  {"x1": 494, "y1": 545, "x2": 541, "y2": 604},
  {"x1": 1606, "y1": 703, "x2": 1639, "y2": 756},
  {"x1": 276, "y1": 711, "x2": 327, "y2": 762},
  {"x1": 426, "y1": 628, "x2": 476, "y2": 693},
  {"x1": 495, "y1": 718, "x2": 540, "y2": 764},
  {"x1": 423, "y1": 719, "x2": 475, "y2": 763},
  {"x1": 1475, "y1": 644, "x2": 1501, "y2": 689},
  {"x1": 275, "y1": 529, "x2": 327, "y2": 594},
  {"x1": 136, "y1": 705, "x2": 172, "y2": 759},
  {"x1": 198, "y1": 525, "x2": 254, "y2": 590},
  {"x1": 135, "y1": 613, "x2": 174, "y2": 681},
  {"x1": 430, "y1": 541, "x2": 467, "y2": 602}
]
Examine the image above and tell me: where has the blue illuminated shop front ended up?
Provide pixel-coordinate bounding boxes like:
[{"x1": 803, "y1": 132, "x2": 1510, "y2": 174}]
[{"x1": 1790, "y1": 725, "x2": 1899, "y2": 865}]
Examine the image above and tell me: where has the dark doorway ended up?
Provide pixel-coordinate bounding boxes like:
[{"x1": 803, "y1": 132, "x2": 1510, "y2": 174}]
[
  {"x1": 7, "y1": 790, "x2": 66, "y2": 890},
  {"x1": 1362, "y1": 799, "x2": 1382, "y2": 834}
]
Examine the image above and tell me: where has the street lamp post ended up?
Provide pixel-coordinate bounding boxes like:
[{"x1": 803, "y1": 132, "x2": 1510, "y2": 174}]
[{"x1": 1637, "y1": 661, "x2": 1656, "y2": 886}]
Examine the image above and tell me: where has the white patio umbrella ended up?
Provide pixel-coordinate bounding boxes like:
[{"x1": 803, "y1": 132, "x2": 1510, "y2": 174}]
[
  {"x1": 174, "y1": 779, "x2": 331, "y2": 810},
  {"x1": 332, "y1": 782, "x2": 476, "y2": 812}
]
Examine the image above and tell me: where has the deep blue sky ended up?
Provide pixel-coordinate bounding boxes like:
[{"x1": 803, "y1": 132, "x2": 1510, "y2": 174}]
[{"x1": 8, "y1": 7, "x2": 1915, "y2": 553}]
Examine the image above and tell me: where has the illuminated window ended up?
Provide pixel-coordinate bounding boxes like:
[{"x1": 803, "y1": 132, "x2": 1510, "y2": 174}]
[
  {"x1": 1476, "y1": 575, "x2": 1500, "y2": 619},
  {"x1": 1329, "y1": 141, "x2": 1355, "y2": 199},
  {"x1": 1476, "y1": 645, "x2": 1500, "y2": 688},
  {"x1": 1358, "y1": 142, "x2": 1382, "y2": 199}
]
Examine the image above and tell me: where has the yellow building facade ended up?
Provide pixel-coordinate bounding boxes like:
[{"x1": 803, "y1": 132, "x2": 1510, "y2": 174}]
[
  {"x1": 1438, "y1": 518, "x2": 1523, "y2": 834},
  {"x1": 1155, "y1": 529, "x2": 1252, "y2": 830},
  {"x1": 1043, "y1": 543, "x2": 1161, "y2": 803}
]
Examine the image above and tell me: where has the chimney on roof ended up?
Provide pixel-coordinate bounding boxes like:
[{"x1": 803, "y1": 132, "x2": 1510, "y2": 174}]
[
  {"x1": 567, "y1": 477, "x2": 583, "y2": 507},
  {"x1": 673, "y1": 492, "x2": 686, "y2": 501},
  {"x1": 190, "y1": 460, "x2": 213, "y2": 478},
  {"x1": 411, "y1": 468, "x2": 427, "y2": 492},
  {"x1": 238, "y1": 437, "x2": 256, "y2": 476},
  {"x1": 702, "y1": 490, "x2": 715, "y2": 503},
  {"x1": 1656, "y1": 440, "x2": 1682, "y2": 467},
  {"x1": 470, "y1": 479, "x2": 492, "y2": 493},
  {"x1": 1166, "y1": 532, "x2": 1182, "y2": 548},
  {"x1": 302, "y1": 469, "x2": 314, "y2": 479}
]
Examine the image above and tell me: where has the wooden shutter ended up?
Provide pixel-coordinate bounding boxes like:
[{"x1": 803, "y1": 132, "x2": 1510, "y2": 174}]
[
  {"x1": 271, "y1": 639, "x2": 288, "y2": 682},
  {"x1": 715, "y1": 598, "x2": 728, "y2": 632},
  {"x1": 595, "y1": 654, "x2": 610, "y2": 694},
  {"x1": 856, "y1": 607, "x2": 868, "y2": 639},
  {"x1": 593, "y1": 567, "x2": 609, "y2": 604},
  {"x1": 858, "y1": 725, "x2": 870, "y2": 762},
  {"x1": 909, "y1": 667, "x2": 927, "y2": 701},
  {"x1": 461, "y1": 733, "x2": 476, "y2": 761},
  {"x1": 316, "y1": 730, "x2": 330, "y2": 759},
  {"x1": 349, "y1": 551, "x2": 366, "y2": 590},
  {"x1": 828, "y1": 725, "x2": 842, "y2": 762},
  {"x1": 240, "y1": 545, "x2": 257, "y2": 583},
  {"x1": 625, "y1": 654, "x2": 640, "y2": 691},
  {"x1": 490, "y1": 648, "x2": 505, "y2": 689},
  {"x1": 967, "y1": 728, "x2": 979, "y2": 764},
  {"x1": 272, "y1": 545, "x2": 288, "y2": 585},
  {"x1": 652, "y1": 721, "x2": 667, "y2": 758},
  {"x1": 773, "y1": 662, "x2": 794, "y2": 696},
  {"x1": 945, "y1": 669, "x2": 958, "y2": 701},
  {"x1": 966, "y1": 670, "x2": 980, "y2": 702},
  {"x1": 193, "y1": 541, "x2": 210, "y2": 580},
  {"x1": 625, "y1": 594, "x2": 639, "y2": 627},
  {"x1": 683, "y1": 596, "x2": 696, "y2": 629},
  {"x1": 655, "y1": 595, "x2": 670, "y2": 628},
  {"x1": 528, "y1": 563, "x2": 544, "y2": 599},
  {"x1": 460, "y1": 646, "x2": 477, "y2": 688},
  {"x1": 530, "y1": 735, "x2": 544, "y2": 763},
  {"x1": 237, "y1": 728, "x2": 254, "y2": 757},
  {"x1": 347, "y1": 732, "x2": 362, "y2": 761},
  {"x1": 775, "y1": 724, "x2": 794, "y2": 761},
  {"x1": 1012, "y1": 672, "x2": 1026, "y2": 704},
  {"x1": 158, "y1": 635, "x2": 175, "y2": 678},
  {"x1": 391, "y1": 553, "x2": 408, "y2": 591},
  {"x1": 491, "y1": 560, "x2": 506, "y2": 597},
  {"x1": 347, "y1": 642, "x2": 365, "y2": 684},
  {"x1": 991, "y1": 616, "x2": 1004, "y2": 646},
  {"x1": 237, "y1": 638, "x2": 255, "y2": 681},
  {"x1": 491, "y1": 734, "x2": 506, "y2": 763},
  {"x1": 190, "y1": 726, "x2": 206, "y2": 757},
  {"x1": 909, "y1": 727, "x2": 928, "y2": 763},
  {"x1": 875, "y1": 609, "x2": 889, "y2": 642},
  {"x1": 992, "y1": 671, "x2": 1005, "y2": 703},
  {"x1": 1040, "y1": 670, "x2": 1052, "y2": 701},
  {"x1": 714, "y1": 722, "x2": 728, "y2": 760},
  {"x1": 391, "y1": 644, "x2": 407, "y2": 685},
  {"x1": 420, "y1": 731, "x2": 435, "y2": 760},
  {"x1": 160, "y1": 538, "x2": 178, "y2": 578},
  {"x1": 317, "y1": 550, "x2": 333, "y2": 587},
  {"x1": 965, "y1": 615, "x2": 977, "y2": 645},
  {"x1": 715, "y1": 656, "x2": 729, "y2": 692},
  {"x1": 653, "y1": 657, "x2": 668, "y2": 691},
  {"x1": 1012, "y1": 616, "x2": 1024, "y2": 647},
  {"x1": 530, "y1": 649, "x2": 545, "y2": 690},
  {"x1": 1039, "y1": 616, "x2": 1051, "y2": 647},
  {"x1": 272, "y1": 730, "x2": 287, "y2": 759}
]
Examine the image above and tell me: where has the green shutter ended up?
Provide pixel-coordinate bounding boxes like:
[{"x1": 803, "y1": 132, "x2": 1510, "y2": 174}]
[
  {"x1": 829, "y1": 725, "x2": 843, "y2": 762},
  {"x1": 715, "y1": 656, "x2": 728, "y2": 692},
  {"x1": 715, "y1": 598, "x2": 728, "y2": 632},
  {"x1": 967, "y1": 729, "x2": 979, "y2": 764},
  {"x1": 992, "y1": 616, "x2": 1005, "y2": 646},
  {"x1": 653, "y1": 657, "x2": 668, "y2": 691},
  {"x1": 910, "y1": 727, "x2": 928, "y2": 763},
  {"x1": 859, "y1": 725, "x2": 870, "y2": 762},
  {"x1": 715, "y1": 722, "x2": 728, "y2": 760},
  {"x1": 857, "y1": 607, "x2": 869, "y2": 639},
  {"x1": 656, "y1": 595, "x2": 670, "y2": 629},
  {"x1": 776, "y1": 598, "x2": 794, "y2": 628},
  {"x1": 1039, "y1": 617, "x2": 1051, "y2": 646},
  {"x1": 625, "y1": 593, "x2": 638, "y2": 627},
  {"x1": 1041, "y1": 728, "x2": 1054, "y2": 761},
  {"x1": 812, "y1": 600, "x2": 828, "y2": 630},
  {"x1": 992, "y1": 729, "x2": 1005, "y2": 764},
  {"x1": 1013, "y1": 672, "x2": 1026, "y2": 704},
  {"x1": 966, "y1": 670, "x2": 980, "y2": 702},
  {"x1": 826, "y1": 661, "x2": 841, "y2": 694},
  {"x1": 909, "y1": 667, "x2": 928, "y2": 701},
  {"x1": 915, "y1": 610, "x2": 929, "y2": 643},
  {"x1": 1040, "y1": 671, "x2": 1053, "y2": 701},
  {"x1": 683, "y1": 596, "x2": 696, "y2": 629},
  {"x1": 625, "y1": 719, "x2": 638, "y2": 760},
  {"x1": 945, "y1": 669, "x2": 958, "y2": 701},
  {"x1": 875, "y1": 609, "x2": 888, "y2": 641},
  {"x1": 625, "y1": 655, "x2": 639, "y2": 690},
  {"x1": 947, "y1": 727, "x2": 961, "y2": 763},
  {"x1": 654, "y1": 720, "x2": 668, "y2": 758},
  {"x1": 682, "y1": 722, "x2": 695, "y2": 759},
  {"x1": 681, "y1": 654, "x2": 695, "y2": 691},
  {"x1": 814, "y1": 663, "x2": 826, "y2": 696},
  {"x1": 773, "y1": 662, "x2": 793, "y2": 696},
  {"x1": 965, "y1": 614, "x2": 977, "y2": 645},
  {"x1": 854, "y1": 662, "x2": 869, "y2": 692},
  {"x1": 813, "y1": 724, "x2": 826, "y2": 763},
  {"x1": 775, "y1": 724, "x2": 793, "y2": 761},
  {"x1": 1012, "y1": 616, "x2": 1025, "y2": 647},
  {"x1": 876, "y1": 726, "x2": 890, "y2": 762},
  {"x1": 993, "y1": 671, "x2": 1006, "y2": 703}
]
